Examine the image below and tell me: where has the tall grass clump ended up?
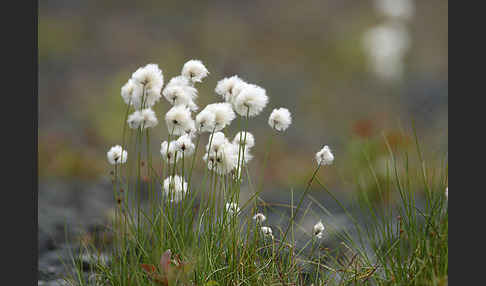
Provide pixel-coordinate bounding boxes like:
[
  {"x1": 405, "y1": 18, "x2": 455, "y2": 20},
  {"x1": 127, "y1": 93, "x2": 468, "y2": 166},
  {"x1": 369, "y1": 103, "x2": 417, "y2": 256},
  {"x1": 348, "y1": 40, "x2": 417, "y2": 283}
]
[{"x1": 66, "y1": 60, "x2": 447, "y2": 285}]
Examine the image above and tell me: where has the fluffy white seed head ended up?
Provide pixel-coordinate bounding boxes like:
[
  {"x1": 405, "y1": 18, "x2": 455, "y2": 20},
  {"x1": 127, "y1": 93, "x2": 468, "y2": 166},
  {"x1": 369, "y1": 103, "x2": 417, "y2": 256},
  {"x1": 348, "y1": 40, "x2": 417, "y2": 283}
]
[
  {"x1": 186, "y1": 100, "x2": 199, "y2": 112},
  {"x1": 241, "y1": 145, "x2": 253, "y2": 164},
  {"x1": 315, "y1": 145, "x2": 334, "y2": 166},
  {"x1": 195, "y1": 109, "x2": 216, "y2": 133},
  {"x1": 184, "y1": 119, "x2": 197, "y2": 138},
  {"x1": 121, "y1": 79, "x2": 143, "y2": 107},
  {"x1": 261, "y1": 226, "x2": 273, "y2": 239},
  {"x1": 107, "y1": 145, "x2": 127, "y2": 165},
  {"x1": 268, "y1": 108, "x2": 292, "y2": 132},
  {"x1": 131, "y1": 63, "x2": 164, "y2": 108},
  {"x1": 233, "y1": 131, "x2": 255, "y2": 148},
  {"x1": 202, "y1": 152, "x2": 216, "y2": 171},
  {"x1": 205, "y1": 142, "x2": 239, "y2": 175},
  {"x1": 181, "y1": 59, "x2": 209, "y2": 83},
  {"x1": 225, "y1": 202, "x2": 240, "y2": 216},
  {"x1": 163, "y1": 175, "x2": 187, "y2": 203},
  {"x1": 127, "y1": 110, "x2": 144, "y2": 129},
  {"x1": 233, "y1": 84, "x2": 268, "y2": 117},
  {"x1": 206, "y1": 132, "x2": 229, "y2": 154},
  {"x1": 161, "y1": 141, "x2": 181, "y2": 164},
  {"x1": 205, "y1": 103, "x2": 236, "y2": 131},
  {"x1": 175, "y1": 134, "x2": 195, "y2": 157},
  {"x1": 253, "y1": 213, "x2": 266, "y2": 224},
  {"x1": 215, "y1": 75, "x2": 247, "y2": 103},
  {"x1": 313, "y1": 221, "x2": 325, "y2": 239},
  {"x1": 162, "y1": 84, "x2": 198, "y2": 111},
  {"x1": 140, "y1": 108, "x2": 158, "y2": 129},
  {"x1": 165, "y1": 105, "x2": 194, "y2": 136},
  {"x1": 167, "y1": 75, "x2": 191, "y2": 87},
  {"x1": 445, "y1": 187, "x2": 448, "y2": 200},
  {"x1": 127, "y1": 108, "x2": 159, "y2": 129}
]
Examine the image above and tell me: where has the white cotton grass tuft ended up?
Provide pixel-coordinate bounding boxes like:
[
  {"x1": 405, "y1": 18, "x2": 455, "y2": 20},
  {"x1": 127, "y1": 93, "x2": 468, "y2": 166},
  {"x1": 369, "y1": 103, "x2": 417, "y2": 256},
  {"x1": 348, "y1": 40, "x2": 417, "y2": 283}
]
[
  {"x1": 260, "y1": 226, "x2": 274, "y2": 239},
  {"x1": 167, "y1": 75, "x2": 191, "y2": 88},
  {"x1": 183, "y1": 118, "x2": 197, "y2": 138},
  {"x1": 205, "y1": 103, "x2": 236, "y2": 131},
  {"x1": 253, "y1": 213, "x2": 266, "y2": 224},
  {"x1": 165, "y1": 105, "x2": 194, "y2": 136},
  {"x1": 127, "y1": 110, "x2": 144, "y2": 129},
  {"x1": 195, "y1": 109, "x2": 216, "y2": 133},
  {"x1": 107, "y1": 145, "x2": 127, "y2": 165},
  {"x1": 225, "y1": 202, "x2": 240, "y2": 216},
  {"x1": 181, "y1": 59, "x2": 209, "y2": 83},
  {"x1": 215, "y1": 75, "x2": 247, "y2": 103},
  {"x1": 313, "y1": 221, "x2": 325, "y2": 239},
  {"x1": 175, "y1": 134, "x2": 195, "y2": 157},
  {"x1": 445, "y1": 187, "x2": 448, "y2": 200},
  {"x1": 127, "y1": 108, "x2": 158, "y2": 129},
  {"x1": 206, "y1": 132, "x2": 229, "y2": 154},
  {"x1": 131, "y1": 63, "x2": 164, "y2": 108},
  {"x1": 160, "y1": 141, "x2": 181, "y2": 164},
  {"x1": 163, "y1": 175, "x2": 187, "y2": 203},
  {"x1": 233, "y1": 84, "x2": 268, "y2": 117},
  {"x1": 315, "y1": 145, "x2": 334, "y2": 166},
  {"x1": 268, "y1": 108, "x2": 292, "y2": 132},
  {"x1": 121, "y1": 79, "x2": 142, "y2": 108},
  {"x1": 214, "y1": 142, "x2": 240, "y2": 175},
  {"x1": 140, "y1": 108, "x2": 158, "y2": 128},
  {"x1": 162, "y1": 84, "x2": 198, "y2": 111},
  {"x1": 233, "y1": 131, "x2": 255, "y2": 148}
]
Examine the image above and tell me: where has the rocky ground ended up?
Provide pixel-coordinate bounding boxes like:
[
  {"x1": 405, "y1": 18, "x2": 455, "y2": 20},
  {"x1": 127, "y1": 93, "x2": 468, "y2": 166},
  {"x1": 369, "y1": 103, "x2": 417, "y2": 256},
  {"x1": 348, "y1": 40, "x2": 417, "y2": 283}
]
[
  {"x1": 38, "y1": 178, "x2": 394, "y2": 285},
  {"x1": 38, "y1": 179, "x2": 116, "y2": 285}
]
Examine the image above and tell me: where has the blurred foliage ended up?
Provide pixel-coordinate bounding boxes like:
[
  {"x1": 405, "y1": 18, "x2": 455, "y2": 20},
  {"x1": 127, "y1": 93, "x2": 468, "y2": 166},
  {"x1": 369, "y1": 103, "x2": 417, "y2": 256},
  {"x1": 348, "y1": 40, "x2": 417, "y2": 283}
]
[{"x1": 38, "y1": 0, "x2": 448, "y2": 196}]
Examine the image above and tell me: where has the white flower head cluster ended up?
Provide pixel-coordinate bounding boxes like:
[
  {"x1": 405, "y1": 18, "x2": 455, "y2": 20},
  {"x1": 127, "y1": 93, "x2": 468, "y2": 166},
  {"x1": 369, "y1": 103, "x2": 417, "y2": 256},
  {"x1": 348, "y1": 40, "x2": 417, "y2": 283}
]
[
  {"x1": 204, "y1": 142, "x2": 238, "y2": 175},
  {"x1": 163, "y1": 175, "x2": 187, "y2": 203},
  {"x1": 313, "y1": 221, "x2": 325, "y2": 239},
  {"x1": 216, "y1": 76, "x2": 269, "y2": 118},
  {"x1": 315, "y1": 145, "x2": 334, "y2": 166},
  {"x1": 253, "y1": 213, "x2": 266, "y2": 224},
  {"x1": 268, "y1": 108, "x2": 292, "y2": 132},
  {"x1": 175, "y1": 134, "x2": 195, "y2": 157},
  {"x1": 165, "y1": 105, "x2": 195, "y2": 136},
  {"x1": 225, "y1": 202, "x2": 240, "y2": 216},
  {"x1": 161, "y1": 140, "x2": 181, "y2": 164},
  {"x1": 163, "y1": 82, "x2": 198, "y2": 111},
  {"x1": 233, "y1": 131, "x2": 255, "y2": 148},
  {"x1": 195, "y1": 109, "x2": 216, "y2": 133},
  {"x1": 260, "y1": 226, "x2": 274, "y2": 239},
  {"x1": 215, "y1": 75, "x2": 246, "y2": 103},
  {"x1": 206, "y1": 132, "x2": 229, "y2": 154},
  {"x1": 161, "y1": 60, "x2": 207, "y2": 126},
  {"x1": 181, "y1": 59, "x2": 209, "y2": 84},
  {"x1": 126, "y1": 63, "x2": 164, "y2": 109},
  {"x1": 107, "y1": 145, "x2": 127, "y2": 165},
  {"x1": 127, "y1": 108, "x2": 158, "y2": 129},
  {"x1": 203, "y1": 131, "x2": 253, "y2": 176},
  {"x1": 121, "y1": 79, "x2": 139, "y2": 106},
  {"x1": 233, "y1": 84, "x2": 268, "y2": 117},
  {"x1": 196, "y1": 103, "x2": 235, "y2": 133}
]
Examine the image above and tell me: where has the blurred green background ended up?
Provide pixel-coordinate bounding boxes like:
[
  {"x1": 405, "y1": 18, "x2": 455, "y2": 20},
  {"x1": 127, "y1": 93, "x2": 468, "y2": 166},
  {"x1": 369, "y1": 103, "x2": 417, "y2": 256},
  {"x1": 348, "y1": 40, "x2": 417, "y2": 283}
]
[{"x1": 38, "y1": 0, "x2": 448, "y2": 194}]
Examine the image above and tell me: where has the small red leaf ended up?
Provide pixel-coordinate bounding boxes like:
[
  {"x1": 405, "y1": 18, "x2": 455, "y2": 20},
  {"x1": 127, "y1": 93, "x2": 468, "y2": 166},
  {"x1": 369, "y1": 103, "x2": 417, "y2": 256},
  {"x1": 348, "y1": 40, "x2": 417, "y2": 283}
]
[{"x1": 140, "y1": 263, "x2": 157, "y2": 274}]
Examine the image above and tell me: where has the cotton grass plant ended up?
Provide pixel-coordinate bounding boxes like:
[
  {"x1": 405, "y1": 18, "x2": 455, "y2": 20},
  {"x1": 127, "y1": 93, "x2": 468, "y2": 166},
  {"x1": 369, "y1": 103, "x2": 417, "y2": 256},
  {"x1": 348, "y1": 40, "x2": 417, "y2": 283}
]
[{"x1": 66, "y1": 60, "x2": 448, "y2": 286}]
